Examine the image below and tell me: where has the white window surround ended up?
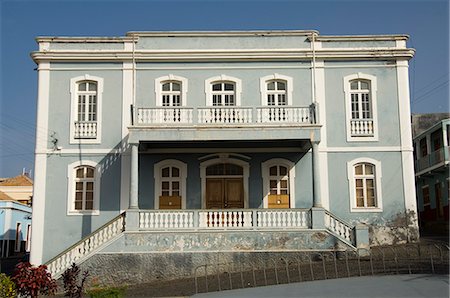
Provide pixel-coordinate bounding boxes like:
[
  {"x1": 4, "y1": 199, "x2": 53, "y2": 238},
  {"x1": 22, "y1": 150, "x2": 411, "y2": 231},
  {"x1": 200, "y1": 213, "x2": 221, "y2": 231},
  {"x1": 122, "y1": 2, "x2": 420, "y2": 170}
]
[
  {"x1": 155, "y1": 75, "x2": 188, "y2": 106},
  {"x1": 200, "y1": 156, "x2": 249, "y2": 209},
  {"x1": 261, "y1": 158, "x2": 296, "y2": 208},
  {"x1": 260, "y1": 74, "x2": 293, "y2": 106},
  {"x1": 15, "y1": 222, "x2": 21, "y2": 252},
  {"x1": 205, "y1": 75, "x2": 242, "y2": 106},
  {"x1": 70, "y1": 75, "x2": 104, "y2": 144},
  {"x1": 67, "y1": 160, "x2": 101, "y2": 215},
  {"x1": 154, "y1": 159, "x2": 187, "y2": 209},
  {"x1": 343, "y1": 73, "x2": 378, "y2": 142},
  {"x1": 347, "y1": 157, "x2": 382, "y2": 212}
]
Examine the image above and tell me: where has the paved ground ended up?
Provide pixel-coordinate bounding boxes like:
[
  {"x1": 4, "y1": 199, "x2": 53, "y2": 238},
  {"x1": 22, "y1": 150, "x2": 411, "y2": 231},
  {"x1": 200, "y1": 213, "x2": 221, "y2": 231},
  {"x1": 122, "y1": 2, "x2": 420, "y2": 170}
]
[{"x1": 192, "y1": 274, "x2": 449, "y2": 298}]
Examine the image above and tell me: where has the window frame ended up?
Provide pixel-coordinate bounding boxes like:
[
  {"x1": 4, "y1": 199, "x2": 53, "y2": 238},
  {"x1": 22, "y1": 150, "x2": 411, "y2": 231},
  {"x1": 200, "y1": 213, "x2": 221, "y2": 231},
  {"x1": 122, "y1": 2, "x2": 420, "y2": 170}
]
[
  {"x1": 260, "y1": 74, "x2": 293, "y2": 106},
  {"x1": 15, "y1": 222, "x2": 22, "y2": 252},
  {"x1": 261, "y1": 158, "x2": 296, "y2": 208},
  {"x1": 347, "y1": 158, "x2": 383, "y2": 212},
  {"x1": 67, "y1": 160, "x2": 101, "y2": 215},
  {"x1": 70, "y1": 75, "x2": 103, "y2": 144},
  {"x1": 205, "y1": 75, "x2": 242, "y2": 106},
  {"x1": 343, "y1": 73, "x2": 378, "y2": 142},
  {"x1": 155, "y1": 75, "x2": 188, "y2": 107},
  {"x1": 154, "y1": 159, "x2": 187, "y2": 209}
]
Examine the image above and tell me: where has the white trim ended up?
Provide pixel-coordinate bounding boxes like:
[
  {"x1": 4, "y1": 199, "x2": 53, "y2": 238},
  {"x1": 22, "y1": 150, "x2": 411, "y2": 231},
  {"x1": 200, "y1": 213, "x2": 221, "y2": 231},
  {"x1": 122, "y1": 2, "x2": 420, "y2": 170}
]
[
  {"x1": 261, "y1": 158, "x2": 296, "y2": 208},
  {"x1": 205, "y1": 75, "x2": 242, "y2": 106},
  {"x1": 154, "y1": 159, "x2": 187, "y2": 209},
  {"x1": 396, "y1": 60, "x2": 418, "y2": 216},
  {"x1": 66, "y1": 160, "x2": 101, "y2": 215},
  {"x1": 121, "y1": 62, "x2": 133, "y2": 212},
  {"x1": 30, "y1": 61, "x2": 50, "y2": 265},
  {"x1": 25, "y1": 224, "x2": 32, "y2": 252},
  {"x1": 155, "y1": 75, "x2": 188, "y2": 106},
  {"x1": 343, "y1": 73, "x2": 379, "y2": 142},
  {"x1": 259, "y1": 74, "x2": 293, "y2": 106},
  {"x1": 200, "y1": 156, "x2": 249, "y2": 209},
  {"x1": 347, "y1": 158, "x2": 383, "y2": 212},
  {"x1": 14, "y1": 222, "x2": 22, "y2": 252},
  {"x1": 69, "y1": 75, "x2": 104, "y2": 144}
]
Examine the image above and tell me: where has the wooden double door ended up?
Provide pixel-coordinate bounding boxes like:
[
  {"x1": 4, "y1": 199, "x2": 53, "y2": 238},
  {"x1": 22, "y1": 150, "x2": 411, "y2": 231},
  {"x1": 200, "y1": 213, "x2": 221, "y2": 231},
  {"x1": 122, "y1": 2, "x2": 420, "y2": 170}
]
[{"x1": 206, "y1": 178, "x2": 244, "y2": 209}]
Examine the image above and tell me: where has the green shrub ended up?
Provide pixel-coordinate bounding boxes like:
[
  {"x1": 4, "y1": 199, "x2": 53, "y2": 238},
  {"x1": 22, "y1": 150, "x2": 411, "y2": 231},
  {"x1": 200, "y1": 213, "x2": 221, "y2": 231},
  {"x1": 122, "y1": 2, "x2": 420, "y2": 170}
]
[
  {"x1": 87, "y1": 286, "x2": 126, "y2": 298},
  {"x1": 0, "y1": 273, "x2": 17, "y2": 298}
]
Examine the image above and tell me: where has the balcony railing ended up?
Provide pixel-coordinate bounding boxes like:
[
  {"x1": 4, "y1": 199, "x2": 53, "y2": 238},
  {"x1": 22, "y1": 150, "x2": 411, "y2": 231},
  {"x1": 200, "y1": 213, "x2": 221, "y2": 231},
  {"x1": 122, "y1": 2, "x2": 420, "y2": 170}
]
[
  {"x1": 139, "y1": 209, "x2": 310, "y2": 230},
  {"x1": 74, "y1": 121, "x2": 97, "y2": 138},
  {"x1": 134, "y1": 105, "x2": 316, "y2": 126},
  {"x1": 350, "y1": 119, "x2": 374, "y2": 137},
  {"x1": 416, "y1": 146, "x2": 449, "y2": 172}
]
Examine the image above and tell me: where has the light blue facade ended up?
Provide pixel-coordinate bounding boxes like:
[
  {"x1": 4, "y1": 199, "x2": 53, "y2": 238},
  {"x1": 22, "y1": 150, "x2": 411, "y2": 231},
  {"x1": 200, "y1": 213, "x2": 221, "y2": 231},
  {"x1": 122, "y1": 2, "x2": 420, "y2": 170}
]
[
  {"x1": 0, "y1": 201, "x2": 32, "y2": 257},
  {"x1": 30, "y1": 31, "x2": 419, "y2": 271}
]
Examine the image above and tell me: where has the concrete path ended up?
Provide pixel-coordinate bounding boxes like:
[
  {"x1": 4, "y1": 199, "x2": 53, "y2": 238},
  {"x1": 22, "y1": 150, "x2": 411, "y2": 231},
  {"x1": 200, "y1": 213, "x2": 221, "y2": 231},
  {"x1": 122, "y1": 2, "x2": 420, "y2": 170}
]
[{"x1": 192, "y1": 274, "x2": 449, "y2": 298}]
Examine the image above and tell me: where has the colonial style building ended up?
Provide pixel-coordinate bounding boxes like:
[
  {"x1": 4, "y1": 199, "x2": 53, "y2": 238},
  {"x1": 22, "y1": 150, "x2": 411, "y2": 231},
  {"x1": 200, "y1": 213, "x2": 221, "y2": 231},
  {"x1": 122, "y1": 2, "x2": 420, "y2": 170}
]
[
  {"x1": 412, "y1": 115, "x2": 449, "y2": 235},
  {"x1": 30, "y1": 30, "x2": 418, "y2": 281}
]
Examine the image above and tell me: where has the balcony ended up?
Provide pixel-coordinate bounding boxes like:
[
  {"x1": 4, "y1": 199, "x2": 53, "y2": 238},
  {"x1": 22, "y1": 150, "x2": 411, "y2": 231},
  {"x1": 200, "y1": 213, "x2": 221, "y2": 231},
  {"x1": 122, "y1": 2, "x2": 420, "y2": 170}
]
[
  {"x1": 134, "y1": 105, "x2": 316, "y2": 127},
  {"x1": 74, "y1": 121, "x2": 97, "y2": 139},
  {"x1": 415, "y1": 146, "x2": 450, "y2": 174},
  {"x1": 350, "y1": 119, "x2": 374, "y2": 137}
]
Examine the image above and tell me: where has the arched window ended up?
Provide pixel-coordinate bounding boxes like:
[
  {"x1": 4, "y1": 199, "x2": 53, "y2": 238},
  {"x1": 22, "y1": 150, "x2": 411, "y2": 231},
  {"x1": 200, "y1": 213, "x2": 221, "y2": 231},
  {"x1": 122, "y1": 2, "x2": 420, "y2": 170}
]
[
  {"x1": 266, "y1": 80, "x2": 287, "y2": 106},
  {"x1": 211, "y1": 81, "x2": 236, "y2": 106},
  {"x1": 344, "y1": 73, "x2": 378, "y2": 141},
  {"x1": 205, "y1": 75, "x2": 242, "y2": 106},
  {"x1": 154, "y1": 160, "x2": 187, "y2": 209},
  {"x1": 161, "y1": 81, "x2": 182, "y2": 106},
  {"x1": 70, "y1": 75, "x2": 103, "y2": 144},
  {"x1": 347, "y1": 158, "x2": 382, "y2": 212},
  {"x1": 155, "y1": 75, "x2": 188, "y2": 107},
  {"x1": 262, "y1": 159, "x2": 295, "y2": 208},
  {"x1": 67, "y1": 161, "x2": 100, "y2": 215}
]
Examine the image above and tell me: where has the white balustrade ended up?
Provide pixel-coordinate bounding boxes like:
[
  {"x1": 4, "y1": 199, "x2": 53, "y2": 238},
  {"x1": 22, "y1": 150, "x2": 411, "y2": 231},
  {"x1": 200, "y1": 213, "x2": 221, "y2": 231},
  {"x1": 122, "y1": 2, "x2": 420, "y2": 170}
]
[
  {"x1": 46, "y1": 214, "x2": 125, "y2": 277},
  {"x1": 257, "y1": 210, "x2": 309, "y2": 228},
  {"x1": 139, "y1": 211, "x2": 194, "y2": 229},
  {"x1": 74, "y1": 121, "x2": 97, "y2": 138},
  {"x1": 137, "y1": 108, "x2": 193, "y2": 124},
  {"x1": 350, "y1": 119, "x2": 374, "y2": 136},
  {"x1": 198, "y1": 107, "x2": 252, "y2": 124},
  {"x1": 257, "y1": 107, "x2": 311, "y2": 124},
  {"x1": 198, "y1": 210, "x2": 252, "y2": 228},
  {"x1": 324, "y1": 211, "x2": 353, "y2": 244}
]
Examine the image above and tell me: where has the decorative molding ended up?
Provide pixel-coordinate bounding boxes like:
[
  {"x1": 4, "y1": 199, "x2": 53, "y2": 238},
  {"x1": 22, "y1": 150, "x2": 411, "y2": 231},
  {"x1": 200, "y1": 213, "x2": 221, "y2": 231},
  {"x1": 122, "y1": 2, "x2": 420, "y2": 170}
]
[
  {"x1": 154, "y1": 159, "x2": 188, "y2": 209},
  {"x1": 347, "y1": 157, "x2": 383, "y2": 213},
  {"x1": 259, "y1": 74, "x2": 293, "y2": 106},
  {"x1": 261, "y1": 158, "x2": 296, "y2": 209}
]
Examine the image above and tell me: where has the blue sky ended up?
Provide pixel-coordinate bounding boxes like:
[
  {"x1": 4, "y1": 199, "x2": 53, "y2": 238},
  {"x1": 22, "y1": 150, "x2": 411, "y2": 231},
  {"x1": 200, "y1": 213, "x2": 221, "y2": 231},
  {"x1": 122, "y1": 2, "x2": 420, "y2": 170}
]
[{"x1": 0, "y1": 0, "x2": 448, "y2": 178}]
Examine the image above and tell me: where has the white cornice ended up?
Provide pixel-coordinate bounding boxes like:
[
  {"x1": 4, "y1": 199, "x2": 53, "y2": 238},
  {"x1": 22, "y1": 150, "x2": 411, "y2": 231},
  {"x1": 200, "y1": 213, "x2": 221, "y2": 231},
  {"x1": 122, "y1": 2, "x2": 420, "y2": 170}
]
[
  {"x1": 126, "y1": 30, "x2": 319, "y2": 37},
  {"x1": 30, "y1": 48, "x2": 415, "y2": 63},
  {"x1": 310, "y1": 35, "x2": 409, "y2": 41},
  {"x1": 35, "y1": 36, "x2": 135, "y2": 43}
]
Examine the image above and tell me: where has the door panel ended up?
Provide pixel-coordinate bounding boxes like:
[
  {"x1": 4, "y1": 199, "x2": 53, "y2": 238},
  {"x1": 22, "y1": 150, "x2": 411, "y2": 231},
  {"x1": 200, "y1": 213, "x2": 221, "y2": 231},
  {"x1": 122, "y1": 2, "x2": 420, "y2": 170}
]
[
  {"x1": 206, "y1": 178, "x2": 244, "y2": 209},
  {"x1": 206, "y1": 179, "x2": 224, "y2": 209},
  {"x1": 225, "y1": 179, "x2": 244, "y2": 208}
]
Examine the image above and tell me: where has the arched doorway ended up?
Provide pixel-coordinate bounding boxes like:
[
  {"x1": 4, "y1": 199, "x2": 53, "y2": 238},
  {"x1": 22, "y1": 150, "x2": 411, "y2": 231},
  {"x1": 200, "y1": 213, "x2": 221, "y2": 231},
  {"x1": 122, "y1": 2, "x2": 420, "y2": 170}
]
[{"x1": 200, "y1": 156, "x2": 249, "y2": 209}]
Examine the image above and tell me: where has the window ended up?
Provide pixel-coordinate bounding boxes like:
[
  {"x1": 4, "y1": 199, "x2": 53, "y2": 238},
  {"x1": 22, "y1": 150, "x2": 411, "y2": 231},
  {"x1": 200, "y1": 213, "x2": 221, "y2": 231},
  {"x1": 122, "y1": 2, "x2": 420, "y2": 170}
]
[
  {"x1": 25, "y1": 224, "x2": 31, "y2": 252},
  {"x1": 261, "y1": 159, "x2": 295, "y2": 208},
  {"x1": 15, "y1": 223, "x2": 21, "y2": 252},
  {"x1": 347, "y1": 158, "x2": 382, "y2": 212},
  {"x1": 70, "y1": 75, "x2": 103, "y2": 144},
  {"x1": 420, "y1": 137, "x2": 428, "y2": 157},
  {"x1": 154, "y1": 160, "x2": 187, "y2": 209},
  {"x1": 67, "y1": 161, "x2": 100, "y2": 215},
  {"x1": 205, "y1": 75, "x2": 242, "y2": 106},
  {"x1": 260, "y1": 74, "x2": 293, "y2": 106},
  {"x1": 344, "y1": 73, "x2": 378, "y2": 141},
  {"x1": 155, "y1": 75, "x2": 188, "y2": 107},
  {"x1": 422, "y1": 186, "x2": 430, "y2": 206}
]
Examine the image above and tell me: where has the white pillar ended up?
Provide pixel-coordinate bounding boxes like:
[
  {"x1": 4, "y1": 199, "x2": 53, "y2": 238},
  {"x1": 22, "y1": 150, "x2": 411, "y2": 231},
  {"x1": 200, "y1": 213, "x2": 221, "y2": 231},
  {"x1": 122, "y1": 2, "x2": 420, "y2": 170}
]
[
  {"x1": 129, "y1": 143, "x2": 139, "y2": 209},
  {"x1": 312, "y1": 141, "x2": 322, "y2": 208}
]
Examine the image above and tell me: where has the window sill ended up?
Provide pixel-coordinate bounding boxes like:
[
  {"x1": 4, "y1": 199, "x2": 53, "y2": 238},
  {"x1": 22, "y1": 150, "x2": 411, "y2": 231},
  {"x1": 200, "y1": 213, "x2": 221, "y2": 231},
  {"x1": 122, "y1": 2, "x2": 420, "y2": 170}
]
[
  {"x1": 350, "y1": 207, "x2": 383, "y2": 213},
  {"x1": 67, "y1": 210, "x2": 100, "y2": 216}
]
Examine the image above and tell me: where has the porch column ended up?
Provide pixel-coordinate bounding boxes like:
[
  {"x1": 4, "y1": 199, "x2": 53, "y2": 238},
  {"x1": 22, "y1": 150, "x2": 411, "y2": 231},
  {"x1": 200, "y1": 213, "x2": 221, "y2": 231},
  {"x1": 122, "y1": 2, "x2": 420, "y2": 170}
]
[
  {"x1": 311, "y1": 140, "x2": 322, "y2": 208},
  {"x1": 129, "y1": 143, "x2": 139, "y2": 209}
]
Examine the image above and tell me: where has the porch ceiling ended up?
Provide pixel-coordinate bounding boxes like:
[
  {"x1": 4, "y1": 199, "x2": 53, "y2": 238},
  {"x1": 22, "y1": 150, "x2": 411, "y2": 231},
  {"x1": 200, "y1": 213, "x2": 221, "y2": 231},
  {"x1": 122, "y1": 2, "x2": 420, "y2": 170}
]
[{"x1": 139, "y1": 139, "x2": 312, "y2": 153}]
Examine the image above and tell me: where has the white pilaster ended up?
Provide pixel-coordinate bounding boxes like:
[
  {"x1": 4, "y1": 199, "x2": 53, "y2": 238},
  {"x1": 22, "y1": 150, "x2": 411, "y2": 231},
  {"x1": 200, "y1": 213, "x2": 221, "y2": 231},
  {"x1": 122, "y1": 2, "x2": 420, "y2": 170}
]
[
  {"x1": 30, "y1": 61, "x2": 50, "y2": 265},
  {"x1": 129, "y1": 143, "x2": 139, "y2": 209},
  {"x1": 311, "y1": 141, "x2": 322, "y2": 208}
]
